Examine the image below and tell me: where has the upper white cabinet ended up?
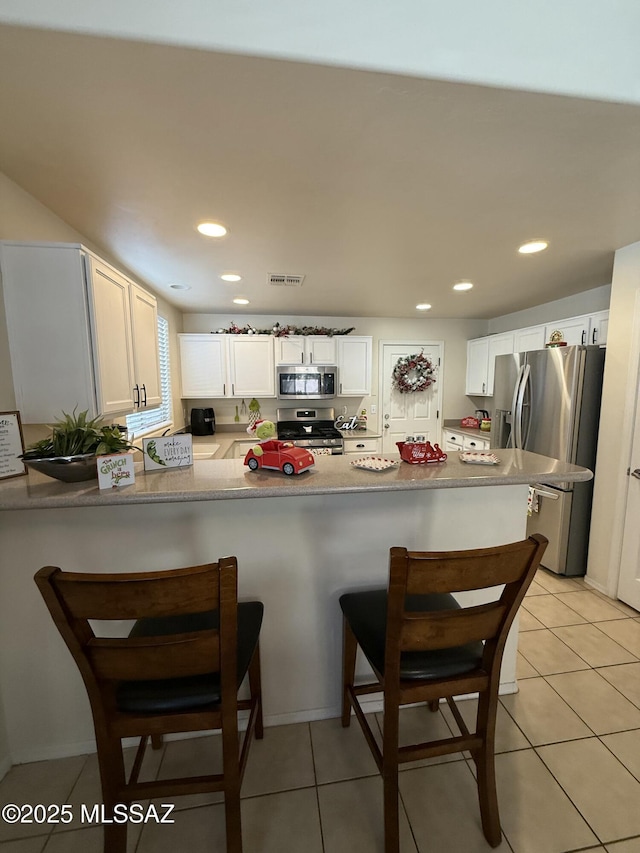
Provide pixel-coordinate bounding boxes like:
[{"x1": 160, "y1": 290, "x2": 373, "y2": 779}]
[
  {"x1": 544, "y1": 316, "x2": 590, "y2": 347},
  {"x1": 179, "y1": 335, "x2": 227, "y2": 397},
  {"x1": 544, "y1": 311, "x2": 609, "y2": 348},
  {"x1": 466, "y1": 333, "x2": 514, "y2": 396},
  {"x1": 513, "y1": 325, "x2": 546, "y2": 353},
  {"x1": 1, "y1": 242, "x2": 160, "y2": 421},
  {"x1": 179, "y1": 334, "x2": 275, "y2": 398},
  {"x1": 589, "y1": 311, "x2": 609, "y2": 346},
  {"x1": 337, "y1": 336, "x2": 372, "y2": 396},
  {"x1": 228, "y1": 335, "x2": 275, "y2": 397},
  {"x1": 129, "y1": 282, "x2": 162, "y2": 409},
  {"x1": 467, "y1": 309, "x2": 609, "y2": 396},
  {"x1": 466, "y1": 338, "x2": 490, "y2": 396},
  {"x1": 275, "y1": 335, "x2": 336, "y2": 365}
]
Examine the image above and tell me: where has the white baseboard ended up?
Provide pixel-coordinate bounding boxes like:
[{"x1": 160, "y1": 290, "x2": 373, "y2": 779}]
[{"x1": 6, "y1": 683, "x2": 520, "y2": 767}]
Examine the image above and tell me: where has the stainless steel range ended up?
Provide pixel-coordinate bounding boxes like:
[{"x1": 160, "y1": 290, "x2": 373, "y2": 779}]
[{"x1": 276, "y1": 407, "x2": 343, "y2": 454}]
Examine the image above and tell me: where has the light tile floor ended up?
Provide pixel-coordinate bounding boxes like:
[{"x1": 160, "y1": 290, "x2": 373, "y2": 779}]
[{"x1": 1, "y1": 569, "x2": 639, "y2": 852}]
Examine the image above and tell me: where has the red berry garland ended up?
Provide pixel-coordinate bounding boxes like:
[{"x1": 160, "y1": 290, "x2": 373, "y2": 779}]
[{"x1": 392, "y1": 351, "x2": 436, "y2": 393}]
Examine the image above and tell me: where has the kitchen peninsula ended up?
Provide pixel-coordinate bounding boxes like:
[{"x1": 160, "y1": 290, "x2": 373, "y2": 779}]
[{"x1": 0, "y1": 450, "x2": 591, "y2": 768}]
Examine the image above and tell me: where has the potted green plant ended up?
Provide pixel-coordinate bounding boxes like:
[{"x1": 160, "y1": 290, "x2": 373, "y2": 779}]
[{"x1": 22, "y1": 409, "x2": 136, "y2": 482}]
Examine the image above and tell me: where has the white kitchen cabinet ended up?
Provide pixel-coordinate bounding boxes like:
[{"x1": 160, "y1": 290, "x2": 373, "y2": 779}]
[
  {"x1": 513, "y1": 325, "x2": 546, "y2": 353},
  {"x1": 442, "y1": 428, "x2": 489, "y2": 453},
  {"x1": 589, "y1": 311, "x2": 609, "y2": 346},
  {"x1": 463, "y1": 435, "x2": 490, "y2": 451},
  {"x1": 228, "y1": 335, "x2": 275, "y2": 397},
  {"x1": 179, "y1": 335, "x2": 227, "y2": 397},
  {"x1": 275, "y1": 335, "x2": 336, "y2": 365},
  {"x1": 128, "y1": 282, "x2": 162, "y2": 409},
  {"x1": 466, "y1": 332, "x2": 513, "y2": 396},
  {"x1": 545, "y1": 316, "x2": 590, "y2": 347},
  {"x1": 343, "y1": 436, "x2": 380, "y2": 454},
  {"x1": 179, "y1": 334, "x2": 275, "y2": 398},
  {"x1": 337, "y1": 336, "x2": 372, "y2": 396},
  {"x1": 466, "y1": 338, "x2": 490, "y2": 395},
  {"x1": 0, "y1": 242, "x2": 160, "y2": 421}
]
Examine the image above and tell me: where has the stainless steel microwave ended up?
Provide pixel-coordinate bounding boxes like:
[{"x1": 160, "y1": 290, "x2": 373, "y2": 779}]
[{"x1": 277, "y1": 365, "x2": 337, "y2": 400}]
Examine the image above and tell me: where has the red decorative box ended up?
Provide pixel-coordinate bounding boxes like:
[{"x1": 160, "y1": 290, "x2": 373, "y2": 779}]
[
  {"x1": 396, "y1": 441, "x2": 447, "y2": 464},
  {"x1": 460, "y1": 416, "x2": 479, "y2": 428}
]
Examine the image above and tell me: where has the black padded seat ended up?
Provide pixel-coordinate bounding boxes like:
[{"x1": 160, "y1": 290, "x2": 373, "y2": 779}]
[
  {"x1": 339, "y1": 588, "x2": 483, "y2": 680},
  {"x1": 116, "y1": 602, "x2": 264, "y2": 714}
]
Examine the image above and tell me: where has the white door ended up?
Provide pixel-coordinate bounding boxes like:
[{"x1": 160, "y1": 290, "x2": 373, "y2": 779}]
[
  {"x1": 380, "y1": 342, "x2": 443, "y2": 455},
  {"x1": 618, "y1": 386, "x2": 640, "y2": 610}
]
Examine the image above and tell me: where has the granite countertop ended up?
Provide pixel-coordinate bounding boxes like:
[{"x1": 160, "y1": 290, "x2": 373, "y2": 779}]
[{"x1": 0, "y1": 449, "x2": 591, "y2": 511}]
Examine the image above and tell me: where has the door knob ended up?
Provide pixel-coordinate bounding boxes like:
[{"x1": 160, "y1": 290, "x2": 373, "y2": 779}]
[{"x1": 632, "y1": 469, "x2": 640, "y2": 480}]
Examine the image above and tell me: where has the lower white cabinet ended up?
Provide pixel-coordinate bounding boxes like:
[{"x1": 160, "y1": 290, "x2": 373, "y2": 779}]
[
  {"x1": 442, "y1": 429, "x2": 489, "y2": 453},
  {"x1": 179, "y1": 334, "x2": 275, "y2": 398},
  {"x1": 343, "y1": 436, "x2": 381, "y2": 455},
  {"x1": 1, "y1": 242, "x2": 160, "y2": 421}
]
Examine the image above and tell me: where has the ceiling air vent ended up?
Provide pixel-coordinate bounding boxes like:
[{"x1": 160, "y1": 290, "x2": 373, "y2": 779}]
[{"x1": 267, "y1": 273, "x2": 305, "y2": 287}]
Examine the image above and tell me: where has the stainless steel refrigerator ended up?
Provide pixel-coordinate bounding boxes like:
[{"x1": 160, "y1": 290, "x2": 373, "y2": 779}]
[{"x1": 491, "y1": 345, "x2": 605, "y2": 576}]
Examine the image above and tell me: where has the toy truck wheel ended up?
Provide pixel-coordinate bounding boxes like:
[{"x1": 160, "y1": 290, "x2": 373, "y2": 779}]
[
  {"x1": 248, "y1": 458, "x2": 259, "y2": 470},
  {"x1": 282, "y1": 462, "x2": 295, "y2": 475}
]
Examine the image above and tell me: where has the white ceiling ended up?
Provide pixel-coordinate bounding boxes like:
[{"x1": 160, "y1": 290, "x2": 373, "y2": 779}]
[{"x1": 1, "y1": 23, "x2": 640, "y2": 319}]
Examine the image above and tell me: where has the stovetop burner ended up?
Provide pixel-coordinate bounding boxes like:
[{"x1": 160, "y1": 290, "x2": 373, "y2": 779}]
[{"x1": 276, "y1": 407, "x2": 343, "y2": 449}]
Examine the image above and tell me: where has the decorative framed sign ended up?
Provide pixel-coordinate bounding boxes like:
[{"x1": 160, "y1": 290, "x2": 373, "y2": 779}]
[
  {"x1": 0, "y1": 411, "x2": 27, "y2": 479},
  {"x1": 142, "y1": 435, "x2": 193, "y2": 471}
]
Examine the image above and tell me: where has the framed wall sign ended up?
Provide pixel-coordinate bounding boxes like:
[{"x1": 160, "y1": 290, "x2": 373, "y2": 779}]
[{"x1": 0, "y1": 411, "x2": 27, "y2": 479}]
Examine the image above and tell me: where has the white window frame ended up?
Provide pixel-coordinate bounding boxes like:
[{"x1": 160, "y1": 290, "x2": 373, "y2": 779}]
[{"x1": 125, "y1": 316, "x2": 173, "y2": 438}]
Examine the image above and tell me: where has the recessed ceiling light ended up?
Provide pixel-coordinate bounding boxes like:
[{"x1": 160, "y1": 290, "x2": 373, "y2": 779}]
[
  {"x1": 220, "y1": 273, "x2": 242, "y2": 282},
  {"x1": 416, "y1": 303, "x2": 432, "y2": 311},
  {"x1": 518, "y1": 240, "x2": 548, "y2": 254},
  {"x1": 197, "y1": 221, "x2": 227, "y2": 237},
  {"x1": 233, "y1": 298, "x2": 250, "y2": 305},
  {"x1": 169, "y1": 283, "x2": 191, "y2": 290},
  {"x1": 453, "y1": 281, "x2": 474, "y2": 291}
]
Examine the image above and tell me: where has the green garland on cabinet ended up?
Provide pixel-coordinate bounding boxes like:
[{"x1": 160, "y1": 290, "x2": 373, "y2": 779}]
[{"x1": 212, "y1": 322, "x2": 355, "y2": 336}]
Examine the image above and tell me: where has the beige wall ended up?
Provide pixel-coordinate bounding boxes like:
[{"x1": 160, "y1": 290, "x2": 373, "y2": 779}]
[
  {"x1": 489, "y1": 284, "x2": 611, "y2": 335},
  {"x1": 0, "y1": 173, "x2": 183, "y2": 426},
  {"x1": 587, "y1": 241, "x2": 640, "y2": 594},
  {"x1": 182, "y1": 312, "x2": 488, "y2": 429}
]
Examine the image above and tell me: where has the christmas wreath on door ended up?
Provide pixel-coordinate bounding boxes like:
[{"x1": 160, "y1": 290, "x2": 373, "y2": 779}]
[{"x1": 391, "y1": 350, "x2": 436, "y2": 393}]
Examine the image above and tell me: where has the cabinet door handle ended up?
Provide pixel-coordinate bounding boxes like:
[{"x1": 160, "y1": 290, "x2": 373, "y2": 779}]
[
  {"x1": 581, "y1": 330, "x2": 586, "y2": 345},
  {"x1": 223, "y1": 383, "x2": 226, "y2": 396},
  {"x1": 133, "y1": 384, "x2": 140, "y2": 407},
  {"x1": 356, "y1": 443, "x2": 365, "y2": 448},
  {"x1": 141, "y1": 384, "x2": 147, "y2": 406},
  {"x1": 592, "y1": 328, "x2": 597, "y2": 344},
  {"x1": 231, "y1": 384, "x2": 235, "y2": 396},
  {"x1": 301, "y1": 354, "x2": 305, "y2": 364}
]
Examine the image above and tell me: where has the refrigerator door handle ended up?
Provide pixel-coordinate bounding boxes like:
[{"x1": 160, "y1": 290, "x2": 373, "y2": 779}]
[
  {"x1": 509, "y1": 365, "x2": 525, "y2": 448},
  {"x1": 514, "y1": 363, "x2": 530, "y2": 449},
  {"x1": 531, "y1": 486, "x2": 560, "y2": 500}
]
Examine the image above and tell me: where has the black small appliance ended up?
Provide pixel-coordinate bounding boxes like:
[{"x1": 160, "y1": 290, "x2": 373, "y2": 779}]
[{"x1": 190, "y1": 408, "x2": 215, "y2": 436}]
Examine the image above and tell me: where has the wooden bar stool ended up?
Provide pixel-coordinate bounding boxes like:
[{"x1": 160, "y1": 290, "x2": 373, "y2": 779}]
[
  {"x1": 340, "y1": 534, "x2": 547, "y2": 852},
  {"x1": 35, "y1": 557, "x2": 263, "y2": 853}
]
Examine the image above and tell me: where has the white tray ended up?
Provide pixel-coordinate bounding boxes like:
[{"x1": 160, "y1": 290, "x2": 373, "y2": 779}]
[
  {"x1": 460, "y1": 452, "x2": 500, "y2": 465},
  {"x1": 350, "y1": 457, "x2": 399, "y2": 472}
]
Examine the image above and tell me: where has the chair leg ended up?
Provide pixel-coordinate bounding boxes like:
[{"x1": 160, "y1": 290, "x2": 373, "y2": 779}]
[
  {"x1": 342, "y1": 617, "x2": 358, "y2": 727},
  {"x1": 428, "y1": 699, "x2": 439, "y2": 712},
  {"x1": 96, "y1": 734, "x2": 128, "y2": 853},
  {"x1": 382, "y1": 699, "x2": 401, "y2": 853},
  {"x1": 222, "y1": 728, "x2": 243, "y2": 853},
  {"x1": 475, "y1": 691, "x2": 502, "y2": 848},
  {"x1": 151, "y1": 734, "x2": 164, "y2": 750},
  {"x1": 248, "y1": 641, "x2": 264, "y2": 739}
]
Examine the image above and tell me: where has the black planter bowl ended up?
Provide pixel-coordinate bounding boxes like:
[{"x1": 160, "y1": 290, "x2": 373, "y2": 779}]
[{"x1": 24, "y1": 453, "x2": 99, "y2": 483}]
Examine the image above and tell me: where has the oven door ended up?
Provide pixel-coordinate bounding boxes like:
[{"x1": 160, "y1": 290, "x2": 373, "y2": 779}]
[{"x1": 277, "y1": 366, "x2": 337, "y2": 400}]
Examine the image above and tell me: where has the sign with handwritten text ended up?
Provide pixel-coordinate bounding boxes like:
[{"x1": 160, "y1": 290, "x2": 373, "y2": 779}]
[
  {"x1": 142, "y1": 435, "x2": 193, "y2": 471},
  {"x1": 97, "y1": 452, "x2": 136, "y2": 489},
  {"x1": 0, "y1": 411, "x2": 27, "y2": 480}
]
